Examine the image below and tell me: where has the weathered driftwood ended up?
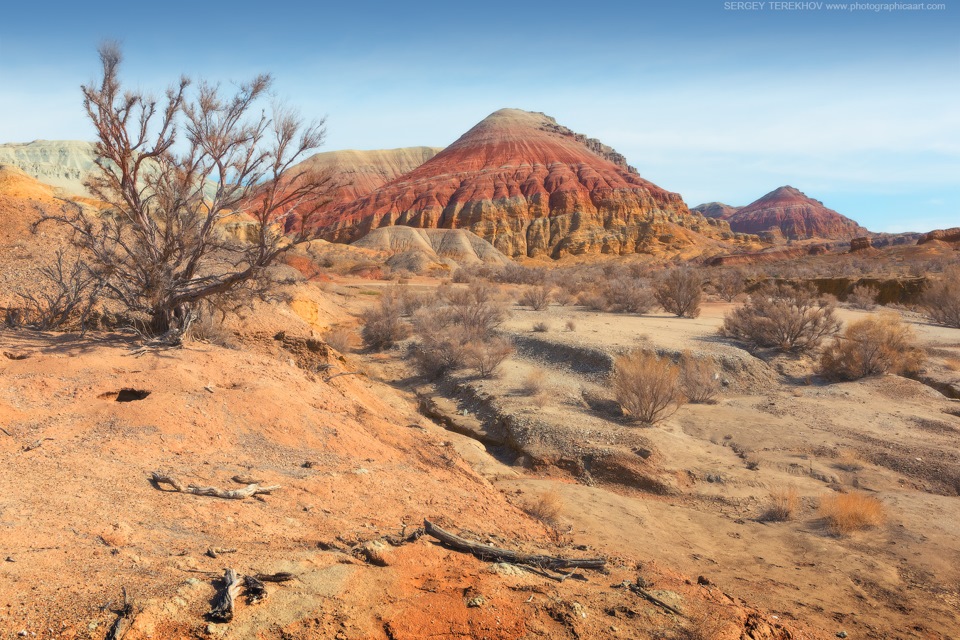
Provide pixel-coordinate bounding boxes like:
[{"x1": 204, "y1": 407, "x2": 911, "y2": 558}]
[
  {"x1": 254, "y1": 572, "x2": 296, "y2": 582},
  {"x1": 243, "y1": 575, "x2": 267, "y2": 605},
  {"x1": 105, "y1": 587, "x2": 136, "y2": 640},
  {"x1": 423, "y1": 520, "x2": 606, "y2": 571},
  {"x1": 628, "y1": 582, "x2": 684, "y2": 616},
  {"x1": 209, "y1": 568, "x2": 242, "y2": 622},
  {"x1": 150, "y1": 472, "x2": 280, "y2": 500}
]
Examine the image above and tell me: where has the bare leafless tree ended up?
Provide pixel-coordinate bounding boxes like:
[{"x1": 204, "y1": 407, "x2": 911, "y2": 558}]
[
  {"x1": 15, "y1": 250, "x2": 102, "y2": 331},
  {"x1": 38, "y1": 43, "x2": 332, "y2": 343}
]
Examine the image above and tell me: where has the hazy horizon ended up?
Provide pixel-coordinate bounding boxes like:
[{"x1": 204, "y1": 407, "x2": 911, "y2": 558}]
[{"x1": 1, "y1": 0, "x2": 956, "y2": 233}]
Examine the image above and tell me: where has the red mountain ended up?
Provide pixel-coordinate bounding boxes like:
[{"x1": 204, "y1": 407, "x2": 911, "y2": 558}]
[
  {"x1": 723, "y1": 186, "x2": 867, "y2": 241},
  {"x1": 315, "y1": 109, "x2": 740, "y2": 258}
]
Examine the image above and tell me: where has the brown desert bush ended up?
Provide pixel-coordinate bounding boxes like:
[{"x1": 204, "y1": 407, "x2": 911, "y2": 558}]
[
  {"x1": 713, "y1": 268, "x2": 747, "y2": 302},
  {"x1": 819, "y1": 313, "x2": 925, "y2": 380},
  {"x1": 679, "y1": 351, "x2": 720, "y2": 404},
  {"x1": 612, "y1": 350, "x2": 684, "y2": 424},
  {"x1": 441, "y1": 281, "x2": 509, "y2": 335},
  {"x1": 553, "y1": 289, "x2": 576, "y2": 306},
  {"x1": 921, "y1": 265, "x2": 960, "y2": 328},
  {"x1": 654, "y1": 267, "x2": 703, "y2": 318},
  {"x1": 523, "y1": 489, "x2": 564, "y2": 527},
  {"x1": 520, "y1": 370, "x2": 547, "y2": 396},
  {"x1": 847, "y1": 284, "x2": 879, "y2": 310},
  {"x1": 360, "y1": 293, "x2": 410, "y2": 350},
  {"x1": 606, "y1": 277, "x2": 657, "y2": 314},
  {"x1": 464, "y1": 335, "x2": 514, "y2": 378},
  {"x1": 323, "y1": 327, "x2": 355, "y2": 353},
  {"x1": 519, "y1": 284, "x2": 553, "y2": 311},
  {"x1": 761, "y1": 486, "x2": 799, "y2": 522},
  {"x1": 818, "y1": 491, "x2": 886, "y2": 535},
  {"x1": 722, "y1": 284, "x2": 841, "y2": 352},
  {"x1": 532, "y1": 321, "x2": 550, "y2": 332},
  {"x1": 565, "y1": 319, "x2": 577, "y2": 332}
]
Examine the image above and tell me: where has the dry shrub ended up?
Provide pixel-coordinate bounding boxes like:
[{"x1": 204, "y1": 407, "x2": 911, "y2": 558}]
[
  {"x1": 722, "y1": 283, "x2": 841, "y2": 352},
  {"x1": 820, "y1": 313, "x2": 925, "y2": 380},
  {"x1": 606, "y1": 277, "x2": 657, "y2": 314},
  {"x1": 409, "y1": 282, "x2": 513, "y2": 378},
  {"x1": 654, "y1": 267, "x2": 703, "y2": 318},
  {"x1": 714, "y1": 268, "x2": 747, "y2": 302},
  {"x1": 323, "y1": 327, "x2": 355, "y2": 353},
  {"x1": 565, "y1": 319, "x2": 577, "y2": 332},
  {"x1": 410, "y1": 312, "x2": 471, "y2": 378},
  {"x1": 847, "y1": 284, "x2": 879, "y2": 310},
  {"x1": 520, "y1": 370, "x2": 547, "y2": 396},
  {"x1": 531, "y1": 390, "x2": 550, "y2": 408},
  {"x1": 519, "y1": 284, "x2": 552, "y2": 310},
  {"x1": 762, "y1": 486, "x2": 799, "y2": 521},
  {"x1": 186, "y1": 311, "x2": 236, "y2": 348},
  {"x1": 360, "y1": 292, "x2": 410, "y2": 350},
  {"x1": 679, "y1": 351, "x2": 720, "y2": 404},
  {"x1": 554, "y1": 289, "x2": 576, "y2": 306},
  {"x1": 834, "y1": 449, "x2": 864, "y2": 472},
  {"x1": 944, "y1": 357, "x2": 960, "y2": 372},
  {"x1": 532, "y1": 321, "x2": 550, "y2": 332},
  {"x1": 612, "y1": 350, "x2": 684, "y2": 424},
  {"x1": 523, "y1": 489, "x2": 564, "y2": 527},
  {"x1": 441, "y1": 281, "x2": 509, "y2": 335},
  {"x1": 464, "y1": 335, "x2": 514, "y2": 378},
  {"x1": 576, "y1": 277, "x2": 655, "y2": 314},
  {"x1": 921, "y1": 265, "x2": 960, "y2": 328},
  {"x1": 818, "y1": 491, "x2": 886, "y2": 535}
]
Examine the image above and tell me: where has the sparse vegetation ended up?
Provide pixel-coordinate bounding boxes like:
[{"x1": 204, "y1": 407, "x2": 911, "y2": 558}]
[
  {"x1": 921, "y1": 265, "x2": 960, "y2": 328},
  {"x1": 818, "y1": 491, "x2": 886, "y2": 535},
  {"x1": 519, "y1": 284, "x2": 552, "y2": 311},
  {"x1": 679, "y1": 351, "x2": 720, "y2": 404},
  {"x1": 361, "y1": 292, "x2": 410, "y2": 350},
  {"x1": 847, "y1": 284, "x2": 879, "y2": 310},
  {"x1": 565, "y1": 319, "x2": 577, "y2": 332},
  {"x1": 520, "y1": 370, "x2": 547, "y2": 396},
  {"x1": 612, "y1": 350, "x2": 684, "y2": 424},
  {"x1": 464, "y1": 335, "x2": 514, "y2": 378},
  {"x1": 323, "y1": 327, "x2": 355, "y2": 353},
  {"x1": 722, "y1": 283, "x2": 841, "y2": 352},
  {"x1": 39, "y1": 44, "x2": 332, "y2": 344},
  {"x1": 523, "y1": 489, "x2": 564, "y2": 528},
  {"x1": 14, "y1": 250, "x2": 101, "y2": 331},
  {"x1": 819, "y1": 313, "x2": 925, "y2": 380},
  {"x1": 577, "y1": 277, "x2": 656, "y2": 314},
  {"x1": 762, "y1": 486, "x2": 799, "y2": 521},
  {"x1": 532, "y1": 321, "x2": 550, "y2": 332},
  {"x1": 714, "y1": 268, "x2": 747, "y2": 302},
  {"x1": 654, "y1": 267, "x2": 703, "y2": 318}
]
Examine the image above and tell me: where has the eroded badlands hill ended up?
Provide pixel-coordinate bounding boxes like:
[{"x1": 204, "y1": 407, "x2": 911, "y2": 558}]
[{"x1": 317, "y1": 109, "x2": 744, "y2": 259}]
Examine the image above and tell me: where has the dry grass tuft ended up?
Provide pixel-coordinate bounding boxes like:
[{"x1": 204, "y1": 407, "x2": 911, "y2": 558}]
[
  {"x1": 532, "y1": 321, "x2": 550, "y2": 333},
  {"x1": 679, "y1": 351, "x2": 720, "y2": 404},
  {"x1": 762, "y1": 486, "x2": 799, "y2": 521},
  {"x1": 612, "y1": 350, "x2": 684, "y2": 425},
  {"x1": 519, "y1": 370, "x2": 547, "y2": 396},
  {"x1": 523, "y1": 489, "x2": 564, "y2": 527},
  {"x1": 834, "y1": 449, "x2": 864, "y2": 472},
  {"x1": 323, "y1": 327, "x2": 355, "y2": 353},
  {"x1": 818, "y1": 491, "x2": 886, "y2": 535},
  {"x1": 565, "y1": 319, "x2": 577, "y2": 332}
]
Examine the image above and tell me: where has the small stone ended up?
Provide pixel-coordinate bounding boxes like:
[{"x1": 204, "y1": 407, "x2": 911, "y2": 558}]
[
  {"x1": 697, "y1": 575, "x2": 711, "y2": 586},
  {"x1": 4, "y1": 557, "x2": 13, "y2": 562},
  {"x1": 837, "y1": 633, "x2": 848, "y2": 639},
  {"x1": 18, "y1": 631, "x2": 27, "y2": 637},
  {"x1": 466, "y1": 596, "x2": 485, "y2": 608}
]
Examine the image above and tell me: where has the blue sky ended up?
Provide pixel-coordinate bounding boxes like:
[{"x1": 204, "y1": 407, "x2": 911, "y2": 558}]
[{"x1": 1, "y1": 0, "x2": 957, "y2": 232}]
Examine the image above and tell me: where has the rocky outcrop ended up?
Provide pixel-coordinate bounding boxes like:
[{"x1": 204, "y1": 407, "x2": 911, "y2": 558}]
[
  {"x1": 722, "y1": 186, "x2": 868, "y2": 241},
  {"x1": 691, "y1": 202, "x2": 741, "y2": 220},
  {"x1": 352, "y1": 227, "x2": 510, "y2": 273},
  {"x1": 291, "y1": 146, "x2": 442, "y2": 207},
  {"x1": 0, "y1": 140, "x2": 96, "y2": 197},
  {"x1": 315, "y1": 109, "x2": 742, "y2": 259},
  {"x1": 850, "y1": 236, "x2": 872, "y2": 252},
  {"x1": 918, "y1": 227, "x2": 960, "y2": 246}
]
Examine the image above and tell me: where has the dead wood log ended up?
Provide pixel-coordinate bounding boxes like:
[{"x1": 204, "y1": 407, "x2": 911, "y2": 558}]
[
  {"x1": 628, "y1": 582, "x2": 683, "y2": 616},
  {"x1": 0, "y1": 427, "x2": 12, "y2": 437},
  {"x1": 105, "y1": 587, "x2": 136, "y2": 640},
  {"x1": 423, "y1": 520, "x2": 606, "y2": 572},
  {"x1": 254, "y1": 572, "x2": 296, "y2": 582},
  {"x1": 243, "y1": 575, "x2": 267, "y2": 605},
  {"x1": 209, "y1": 568, "x2": 242, "y2": 622},
  {"x1": 150, "y1": 472, "x2": 280, "y2": 500}
]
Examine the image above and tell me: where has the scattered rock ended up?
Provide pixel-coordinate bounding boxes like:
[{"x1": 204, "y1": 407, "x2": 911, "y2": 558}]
[{"x1": 466, "y1": 596, "x2": 486, "y2": 608}]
